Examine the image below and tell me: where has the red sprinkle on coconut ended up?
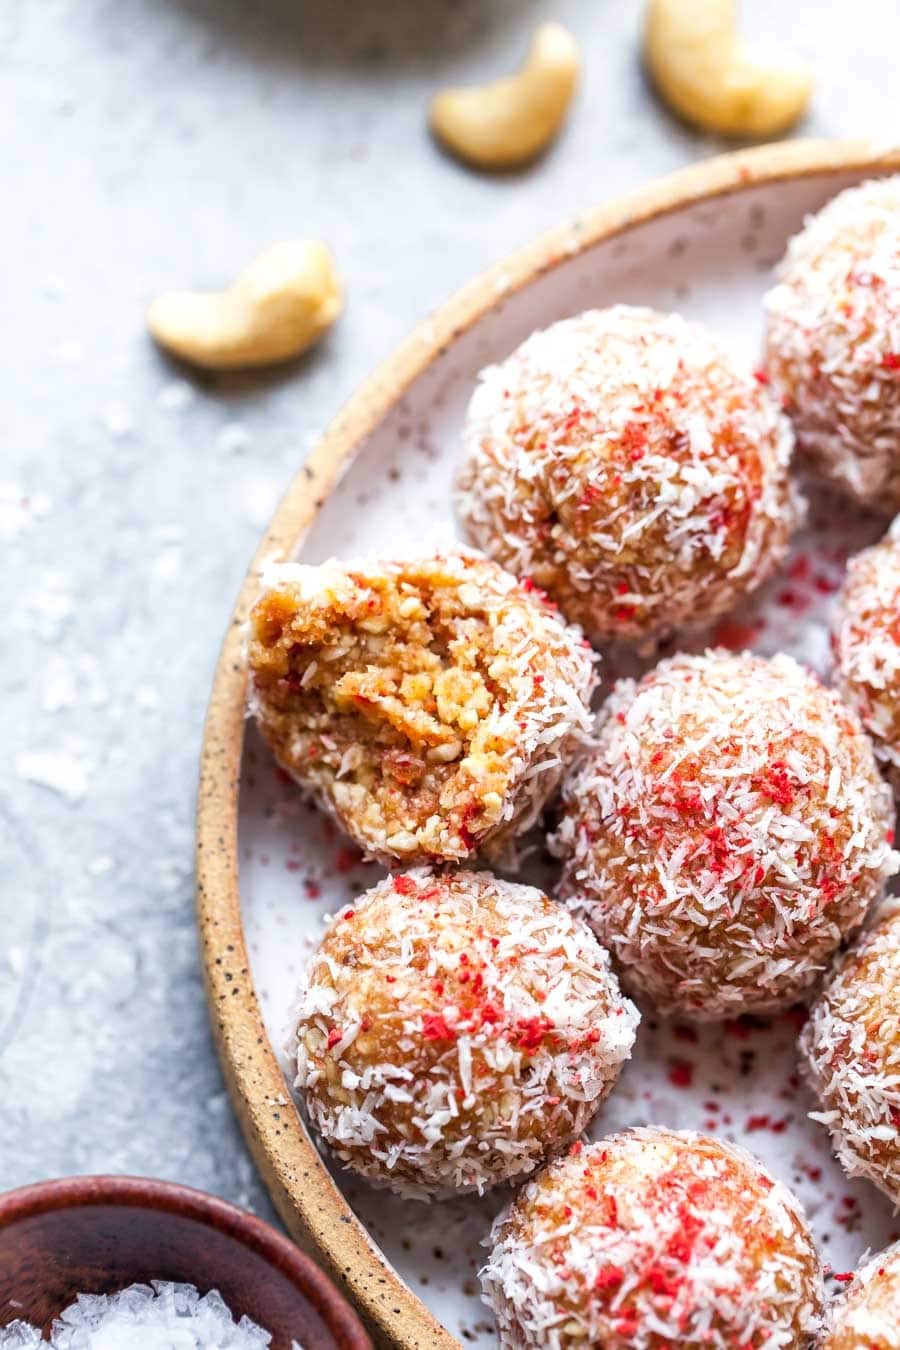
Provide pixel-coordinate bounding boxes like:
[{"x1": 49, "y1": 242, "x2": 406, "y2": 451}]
[
  {"x1": 594, "y1": 1266, "x2": 625, "y2": 1292},
  {"x1": 422, "y1": 1013, "x2": 453, "y2": 1042}
]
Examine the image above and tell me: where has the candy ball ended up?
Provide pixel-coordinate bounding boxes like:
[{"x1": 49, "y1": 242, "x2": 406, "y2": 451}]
[
  {"x1": 821, "y1": 1241, "x2": 900, "y2": 1350},
  {"x1": 481, "y1": 1127, "x2": 823, "y2": 1349},
  {"x1": 292, "y1": 869, "x2": 639, "y2": 1199},
  {"x1": 833, "y1": 520, "x2": 900, "y2": 793},
  {"x1": 457, "y1": 305, "x2": 798, "y2": 645},
  {"x1": 801, "y1": 900, "x2": 900, "y2": 1204},
  {"x1": 249, "y1": 549, "x2": 595, "y2": 864},
  {"x1": 765, "y1": 176, "x2": 900, "y2": 509},
  {"x1": 554, "y1": 649, "x2": 897, "y2": 1019}
]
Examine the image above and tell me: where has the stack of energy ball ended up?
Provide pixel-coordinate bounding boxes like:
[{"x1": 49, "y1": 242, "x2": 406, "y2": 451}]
[{"x1": 248, "y1": 178, "x2": 900, "y2": 1349}]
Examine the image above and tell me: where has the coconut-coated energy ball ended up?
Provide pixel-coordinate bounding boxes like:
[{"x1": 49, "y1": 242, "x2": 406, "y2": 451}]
[
  {"x1": 481, "y1": 1127, "x2": 824, "y2": 1350},
  {"x1": 801, "y1": 901, "x2": 900, "y2": 1205},
  {"x1": 291, "y1": 869, "x2": 639, "y2": 1200},
  {"x1": 554, "y1": 649, "x2": 897, "y2": 1020},
  {"x1": 764, "y1": 176, "x2": 900, "y2": 509},
  {"x1": 821, "y1": 1241, "x2": 900, "y2": 1350},
  {"x1": 456, "y1": 305, "x2": 799, "y2": 646},
  {"x1": 833, "y1": 520, "x2": 900, "y2": 793},
  {"x1": 248, "y1": 549, "x2": 595, "y2": 866}
]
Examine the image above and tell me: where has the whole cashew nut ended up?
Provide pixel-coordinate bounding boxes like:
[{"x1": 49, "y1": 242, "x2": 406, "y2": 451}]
[
  {"x1": 429, "y1": 23, "x2": 580, "y2": 170},
  {"x1": 148, "y1": 240, "x2": 342, "y2": 370},
  {"x1": 644, "y1": 0, "x2": 812, "y2": 137}
]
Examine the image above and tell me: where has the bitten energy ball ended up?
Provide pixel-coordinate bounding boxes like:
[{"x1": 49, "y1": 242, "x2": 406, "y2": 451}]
[
  {"x1": 833, "y1": 521, "x2": 900, "y2": 793},
  {"x1": 481, "y1": 1127, "x2": 823, "y2": 1350},
  {"x1": 801, "y1": 901, "x2": 900, "y2": 1204},
  {"x1": 764, "y1": 176, "x2": 900, "y2": 509},
  {"x1": 248, "y1": 549, "x2": 595, "y2": 865},
  {"x1": 821, "y1": 1241, "x2": 900, "y2": 1350},
  {"x1": 291, "y1": 869, "x2": 639, "y2": 1200},
  {"x1": 554, "y1": 649, "x2": 897, "y2": 1019},
  {"x1": 456, "y1": 305, "x2": 798, "y2": 645}
]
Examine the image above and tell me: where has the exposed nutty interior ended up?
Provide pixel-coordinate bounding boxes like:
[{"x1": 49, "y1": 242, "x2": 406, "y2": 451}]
[{"x1": 249, "y1": 561, "x2": 525, "y2": 860}]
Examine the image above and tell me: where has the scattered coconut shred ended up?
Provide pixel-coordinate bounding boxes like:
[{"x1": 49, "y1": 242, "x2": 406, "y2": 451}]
[{"x1": 0, "y1": 1282, "x2": 303, "y2": 1350}]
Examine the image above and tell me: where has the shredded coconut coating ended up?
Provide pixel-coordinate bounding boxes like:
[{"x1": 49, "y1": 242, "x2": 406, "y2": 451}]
[
  {"x1": 821, "y1": 1240, "x2": 900, "y2": 1350},
  {"x1": 481, "y1": 1127, "x2": 824, "y2": 1350},
  {"x1": 833, "y1": 518, "x2": 900, "y2": 794},
  {"x1": 764, "y1": 176, "x2": 900, "y2": 509},
  {"x1": 456, "y1": 305, "x2": 799, "y2": 646},
  {"x1": 553, "y1": 649, "x2": 898, "y2": 1020},
  {"x1": 800, "y1": 900, "x2": 900, "y2": 1206},
  {"x1": 291, "y1": 869, "x2": 639, "y2": 1200},
  {"x1": 248, "y1": 549, "x2": 595, "y2": 865}
]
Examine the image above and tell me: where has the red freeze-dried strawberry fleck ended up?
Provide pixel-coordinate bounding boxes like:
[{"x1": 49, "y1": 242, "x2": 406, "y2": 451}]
[
  {"x1": 759, "y1": 760, "x2": 797, "y2": 807},
  {"x1": 422, "y1": 1013, "x2": 453, "y2": 1042},
  {"x1": 668, "y1": 1060, "x2": 694, "y2": 1088},
  {"x1": 335, "y1": 847, "x2": 363, "y2": 873},
  {"x1": 594, "y1": 1266, "x2": 625, "y2": 1292},
  {"x1": 392, "y1": 874, "x2": 417, "y2": 895},
  {"x1": 512, "y1": 1015, "x2": 555, "y2": 1052},
  {"x1": 724, "y1": 1018, "x2": 753, "y2": 1039},
  {"x1": 745, "y1": 1114, "x2": 772, "y2": 1132},
  {"x1": 777, "y1": 587, "x2": 810, "y2": 613},
  {"x1": 326, "y1": 1027, "x2": 343, "y2": 1050},
  {"x1": 457, "y1": 800, "x2": 483, "y2": 849},
  {"x1": 673, "y1": 1024, "x2": 699, "y2": 1043},
  {"x1": 712, "y1": 620, "x2": 762, "y2": 651}
]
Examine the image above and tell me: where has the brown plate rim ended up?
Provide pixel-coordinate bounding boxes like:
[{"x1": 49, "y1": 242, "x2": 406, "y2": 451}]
[
  {"x1": 0, "y1": 1173, "x2": 372, "y2": 1348},
  {"x1": 195, "y1": 137, "x2": 900, "y2": 1350}
]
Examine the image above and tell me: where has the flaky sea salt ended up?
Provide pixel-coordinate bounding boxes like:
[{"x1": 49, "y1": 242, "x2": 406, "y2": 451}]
[{"x1": 0, "y1": 1281, "x2": 304, "y2": 1350}]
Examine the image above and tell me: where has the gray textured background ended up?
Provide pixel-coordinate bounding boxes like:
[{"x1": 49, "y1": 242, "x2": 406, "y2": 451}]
[{"x1": 1, "y1": 0, "x2": 896, "y2": 1234}]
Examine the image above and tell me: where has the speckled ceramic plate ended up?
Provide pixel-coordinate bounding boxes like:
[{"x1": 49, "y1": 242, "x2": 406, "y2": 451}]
[{"x1": 198, "y1": 140, "x2": 900, "y2": 1350}]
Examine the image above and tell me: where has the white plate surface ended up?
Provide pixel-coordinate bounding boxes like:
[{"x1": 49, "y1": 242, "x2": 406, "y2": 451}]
[{"x1": 240, "y1": 168, "x2": 899, "y2": 1346}]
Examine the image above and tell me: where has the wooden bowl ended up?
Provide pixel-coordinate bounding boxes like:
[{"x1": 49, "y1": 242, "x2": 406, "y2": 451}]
[
  {"x1": 197, "y1": 138, "x2": 900, "y2": 1350},
  {"x1": 0, "y1": 1175, "x2": 372, "y2": 1349}
]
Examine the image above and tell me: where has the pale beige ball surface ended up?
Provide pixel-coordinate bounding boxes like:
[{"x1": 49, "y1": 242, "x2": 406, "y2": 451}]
[
  {"x1": 555, "y1": 649, "x2": 897, "y2": 1019},
  {"x1": 457, "y1": 305, "x2": 798, "y2": 646},
  {"x1": 801, "y1": 901, "x2": 900, "y2": 1205},
  {"x1": 481, "y1": 1127, "x2": 824, "y2": 1349},
  {"x1": 765, "y1": 176, "x2": 900, "y2": 509},
  {"x1": 292, "y1": 869, "x2": 639, "y2": 1199}
]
